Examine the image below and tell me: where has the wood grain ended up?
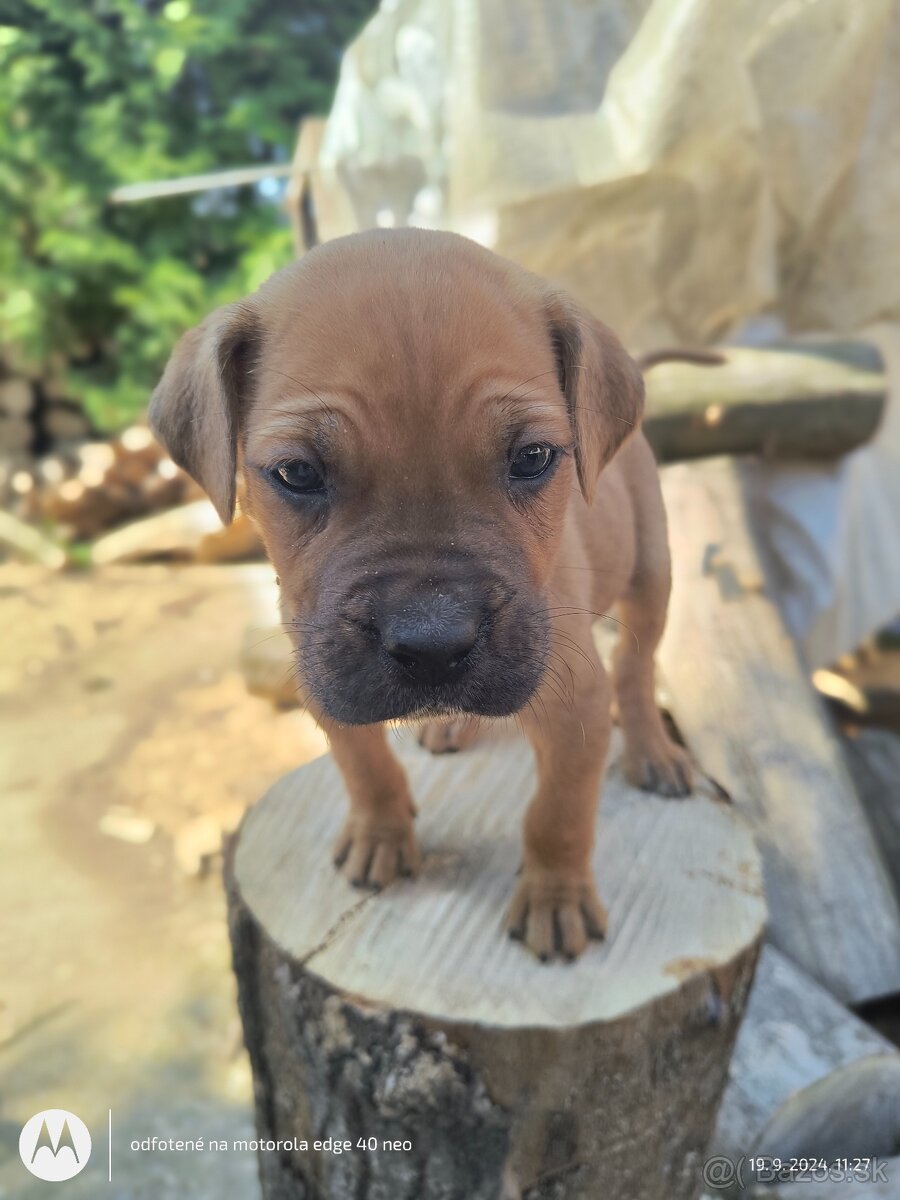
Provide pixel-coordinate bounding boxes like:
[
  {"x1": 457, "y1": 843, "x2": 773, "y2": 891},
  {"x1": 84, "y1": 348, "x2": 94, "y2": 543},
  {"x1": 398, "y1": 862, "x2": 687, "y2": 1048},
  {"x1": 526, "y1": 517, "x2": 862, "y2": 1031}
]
[
  {"x1": 659, "y1": 458, "x2": 900, "y2": 1004},
  {"x1": 234, "y1": 731, "x2": 763, "y2": 1027}
]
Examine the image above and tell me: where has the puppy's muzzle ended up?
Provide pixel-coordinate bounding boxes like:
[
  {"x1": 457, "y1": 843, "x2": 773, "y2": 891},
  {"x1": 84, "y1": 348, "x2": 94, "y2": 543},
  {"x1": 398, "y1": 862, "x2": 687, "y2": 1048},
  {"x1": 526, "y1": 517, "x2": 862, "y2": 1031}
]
[{"x1": 298, "y1": 563, "x2": 549, "y2": 725}]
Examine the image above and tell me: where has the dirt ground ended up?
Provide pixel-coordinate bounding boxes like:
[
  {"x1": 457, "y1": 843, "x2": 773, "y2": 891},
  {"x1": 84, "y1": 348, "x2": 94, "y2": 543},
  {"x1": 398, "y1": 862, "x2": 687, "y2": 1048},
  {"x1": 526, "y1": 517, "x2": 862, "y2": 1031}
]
[{"x1": 0, "y1": 562, "x2": 327, "y2": 1199}]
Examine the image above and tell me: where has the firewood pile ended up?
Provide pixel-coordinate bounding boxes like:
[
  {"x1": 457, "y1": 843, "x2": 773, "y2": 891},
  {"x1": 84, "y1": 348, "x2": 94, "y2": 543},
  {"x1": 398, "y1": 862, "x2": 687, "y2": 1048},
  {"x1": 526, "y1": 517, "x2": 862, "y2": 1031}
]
[
  {"x1": 0, "y1": 415, "x2": 264, "y2": 564},
  {"x1": 0, "y1": 422, "x2": 197, "y2": 540},
  {"x1": 0, "y1": 375, "x2": 97, "y2": 457}
]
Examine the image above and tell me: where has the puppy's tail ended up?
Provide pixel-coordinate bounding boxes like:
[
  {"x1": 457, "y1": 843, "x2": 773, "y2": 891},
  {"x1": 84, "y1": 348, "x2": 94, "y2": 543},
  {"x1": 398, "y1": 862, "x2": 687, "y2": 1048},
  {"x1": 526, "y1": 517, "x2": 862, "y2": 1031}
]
[{"x1": 637, "y1": 348, "x2": 726, "y2": 371}]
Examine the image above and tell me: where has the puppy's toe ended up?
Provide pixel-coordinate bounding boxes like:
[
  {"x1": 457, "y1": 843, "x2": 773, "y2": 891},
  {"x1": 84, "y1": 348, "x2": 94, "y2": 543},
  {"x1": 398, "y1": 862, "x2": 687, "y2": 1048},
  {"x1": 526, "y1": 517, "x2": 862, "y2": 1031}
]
[
  {"x1": 418, "y1": 717, "x2": 481, "y2": 754},
  {"x1": 626, "y1": 738, "x2": 693, "y2": 799},
  {"x1": 505, "y1": 870, "x2": 606, "y2": 962},
  {"x1": 332, "y1": 816, "x2": 420, "y2": 890},
  {"x1": 557, "y1": 903, "x2": 588, "y2": 961}
]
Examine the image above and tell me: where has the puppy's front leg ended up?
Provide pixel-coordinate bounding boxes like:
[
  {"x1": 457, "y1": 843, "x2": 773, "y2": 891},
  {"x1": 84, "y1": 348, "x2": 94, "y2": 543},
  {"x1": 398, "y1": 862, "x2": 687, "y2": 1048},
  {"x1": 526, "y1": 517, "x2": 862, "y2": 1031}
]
[
  {"x1": 319, "y1": 717, "x2": 421, "y2": 890},
  {"x1": 507, "y1": 633, "x2": 611, "y2": 961}
]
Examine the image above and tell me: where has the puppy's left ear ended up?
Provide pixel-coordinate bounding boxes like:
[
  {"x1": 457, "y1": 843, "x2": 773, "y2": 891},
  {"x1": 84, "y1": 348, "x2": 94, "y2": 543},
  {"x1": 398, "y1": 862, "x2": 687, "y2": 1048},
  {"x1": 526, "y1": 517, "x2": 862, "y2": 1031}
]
[
  {"x1": 544, "y1": 292, "x2": 644, "y2": 505},
  {"x1": 148, "y1": 300, "x2": 259, "y2": 525}
]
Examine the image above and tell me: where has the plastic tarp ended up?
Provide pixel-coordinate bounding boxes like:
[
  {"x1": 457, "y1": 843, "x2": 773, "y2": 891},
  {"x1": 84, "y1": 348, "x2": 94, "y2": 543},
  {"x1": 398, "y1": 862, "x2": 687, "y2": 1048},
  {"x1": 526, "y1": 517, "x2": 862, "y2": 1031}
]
[{"x1": 312, "y1": 0, "x2": 900, "y2": 665}]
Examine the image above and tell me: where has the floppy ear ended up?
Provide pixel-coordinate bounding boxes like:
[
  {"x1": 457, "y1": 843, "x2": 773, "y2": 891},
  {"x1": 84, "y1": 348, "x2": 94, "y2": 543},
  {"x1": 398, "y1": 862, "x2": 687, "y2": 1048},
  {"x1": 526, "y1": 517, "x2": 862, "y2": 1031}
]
[
  {"x1": 544, "y1": 292, "x2": 645, "y2": 505},
  {"x1": 148, "y1": 300, "x2": 259, "y2": 524}
]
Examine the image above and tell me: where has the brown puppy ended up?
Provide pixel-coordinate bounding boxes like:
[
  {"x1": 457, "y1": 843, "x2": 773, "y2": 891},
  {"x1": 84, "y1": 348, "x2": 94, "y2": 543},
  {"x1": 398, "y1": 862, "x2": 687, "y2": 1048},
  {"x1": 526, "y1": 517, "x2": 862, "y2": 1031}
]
[{"x1": 150, "y1": 229, "x2": 691, "y2": 962}]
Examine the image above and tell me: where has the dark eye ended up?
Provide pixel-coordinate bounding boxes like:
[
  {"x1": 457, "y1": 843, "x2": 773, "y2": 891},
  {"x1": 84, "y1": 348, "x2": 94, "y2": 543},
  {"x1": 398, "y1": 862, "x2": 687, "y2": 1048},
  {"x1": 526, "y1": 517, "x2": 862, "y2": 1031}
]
[
  {"x1": 509, "y1": 444, "x2": 555, "y2": 481},
  {"x1": 271, "y1": 460, "x2": 325, "y2": 494}
]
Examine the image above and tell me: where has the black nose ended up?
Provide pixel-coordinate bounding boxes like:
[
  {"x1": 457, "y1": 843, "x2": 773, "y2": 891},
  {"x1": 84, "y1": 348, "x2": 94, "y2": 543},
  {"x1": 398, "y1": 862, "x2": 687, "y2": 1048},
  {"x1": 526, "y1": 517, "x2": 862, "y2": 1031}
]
[{"x1": 381, "y1": 610, "x2": 481, "y2": 685}]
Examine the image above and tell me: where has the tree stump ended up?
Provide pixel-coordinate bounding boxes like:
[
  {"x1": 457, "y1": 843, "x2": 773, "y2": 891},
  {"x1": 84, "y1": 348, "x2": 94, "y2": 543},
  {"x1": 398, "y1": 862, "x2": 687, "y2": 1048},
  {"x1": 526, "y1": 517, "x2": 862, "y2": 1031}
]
[{"x1": 226, "y1": 730, "x2": 765, "y2": 1200}]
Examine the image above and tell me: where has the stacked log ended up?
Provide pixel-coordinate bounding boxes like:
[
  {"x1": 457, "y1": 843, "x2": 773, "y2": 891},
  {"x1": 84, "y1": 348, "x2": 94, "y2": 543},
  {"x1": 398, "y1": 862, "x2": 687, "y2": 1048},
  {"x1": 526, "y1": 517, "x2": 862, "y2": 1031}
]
[{"x1": 0, "y1": 425, "x2": 198, "y2": 541}]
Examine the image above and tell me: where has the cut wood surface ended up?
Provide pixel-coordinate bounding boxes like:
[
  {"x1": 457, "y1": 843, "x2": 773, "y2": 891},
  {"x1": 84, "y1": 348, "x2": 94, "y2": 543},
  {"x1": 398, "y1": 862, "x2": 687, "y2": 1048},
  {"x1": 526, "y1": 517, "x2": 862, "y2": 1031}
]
[
  {"x1": 713, "y1": 945, "x2": 900, "y2": 1176},
  {"x1": 643, "y1": 341, "x2": 885, "y2": 462},
  {"x1": 227, "y1": 729, "x2": 765, "y2": 1200},
  {"x1": 659, "y1": 458, "x2": 900, "y2": 1004}
]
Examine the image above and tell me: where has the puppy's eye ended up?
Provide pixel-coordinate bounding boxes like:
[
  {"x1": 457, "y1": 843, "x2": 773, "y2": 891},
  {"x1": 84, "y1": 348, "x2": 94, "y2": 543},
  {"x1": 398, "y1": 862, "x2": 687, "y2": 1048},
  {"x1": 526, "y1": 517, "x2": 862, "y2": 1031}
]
[
  {"x1": 271, "y1": 460, "x2": 324, "y2": 494},
  {"x1": 509, "y1": 444, "x2": 555, "y2": 481}
]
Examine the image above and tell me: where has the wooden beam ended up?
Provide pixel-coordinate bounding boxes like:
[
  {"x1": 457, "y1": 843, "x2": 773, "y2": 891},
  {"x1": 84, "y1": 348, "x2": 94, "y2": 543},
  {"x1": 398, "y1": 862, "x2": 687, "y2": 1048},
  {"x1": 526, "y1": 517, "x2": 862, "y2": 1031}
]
[
  {"x1": 108, "y1": 164, "x2": 293, "y2": 205},
  {"x1": 658, "y1": 457, "x2": 900, "y2": 1003}
]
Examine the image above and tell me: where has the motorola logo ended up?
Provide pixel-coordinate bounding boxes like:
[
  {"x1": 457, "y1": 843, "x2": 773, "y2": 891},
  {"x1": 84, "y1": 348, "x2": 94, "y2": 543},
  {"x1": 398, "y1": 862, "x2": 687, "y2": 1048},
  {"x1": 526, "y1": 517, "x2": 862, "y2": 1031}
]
[{"x1": 19, "y1": 1110, "x2": 92, "y2": 1181}]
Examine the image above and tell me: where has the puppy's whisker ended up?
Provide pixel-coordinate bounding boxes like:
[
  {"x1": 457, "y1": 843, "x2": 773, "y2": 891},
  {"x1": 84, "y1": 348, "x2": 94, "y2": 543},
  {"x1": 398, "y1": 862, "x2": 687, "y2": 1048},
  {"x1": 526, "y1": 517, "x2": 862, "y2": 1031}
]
[
  {"x1": 550, "y1": 630, "x2": 597, "y2": 677},
  {"x1": 537, "y1": 660, "x2": 574, "y2": 714},
  {"x1": 546, "y1": 648, "x2": 578, "y2": 701},
  {"x1": 536, "y1": 606, "x2": 640, "y2": 653}
]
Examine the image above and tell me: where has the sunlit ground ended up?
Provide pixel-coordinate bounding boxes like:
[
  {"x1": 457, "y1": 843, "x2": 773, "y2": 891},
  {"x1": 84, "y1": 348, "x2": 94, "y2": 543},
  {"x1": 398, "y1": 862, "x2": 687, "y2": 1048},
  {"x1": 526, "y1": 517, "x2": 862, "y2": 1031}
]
[{"x1": 0, "y1": 562, "x2": 326, "y2": 1199}]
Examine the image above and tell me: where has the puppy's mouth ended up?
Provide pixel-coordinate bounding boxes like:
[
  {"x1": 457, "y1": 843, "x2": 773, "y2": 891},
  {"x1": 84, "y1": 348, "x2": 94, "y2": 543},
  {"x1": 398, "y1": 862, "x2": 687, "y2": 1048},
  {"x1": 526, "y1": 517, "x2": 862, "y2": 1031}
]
[{"x1": 295, "y1": 598, "x2": 549, "y2": 727}]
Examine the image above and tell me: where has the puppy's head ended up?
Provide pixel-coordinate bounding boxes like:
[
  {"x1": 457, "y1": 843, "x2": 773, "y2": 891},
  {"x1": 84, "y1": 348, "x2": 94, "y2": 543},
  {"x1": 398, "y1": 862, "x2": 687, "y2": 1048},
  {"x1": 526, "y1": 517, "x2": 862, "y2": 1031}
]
[{"x1": 150, "y1": 230, "x2": 643, "y2": 724}]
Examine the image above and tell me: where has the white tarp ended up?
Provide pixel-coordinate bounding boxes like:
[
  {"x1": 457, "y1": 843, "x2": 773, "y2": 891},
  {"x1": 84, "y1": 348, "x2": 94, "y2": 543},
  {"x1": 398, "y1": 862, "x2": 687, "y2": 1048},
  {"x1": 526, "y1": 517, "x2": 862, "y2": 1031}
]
[{"x1": 312, "y1": 0, "x2": 900, "y2": 665}]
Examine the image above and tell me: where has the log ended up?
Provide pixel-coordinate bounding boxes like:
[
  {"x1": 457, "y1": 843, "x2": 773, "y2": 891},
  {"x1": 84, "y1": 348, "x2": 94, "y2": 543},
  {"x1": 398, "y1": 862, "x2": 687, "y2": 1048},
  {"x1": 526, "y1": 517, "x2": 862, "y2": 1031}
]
[
  {"x1": 0, "y1": 414, "x2": 32, "y2": 453},
  {"x1": 643, "y1": 341, "x2": 885, "y2": 462},
  {"x1": 90, "y1": 500, "x2": 263, "y2": 565},
  {"x1": 712, "y1": 945, "x2": 900, "y2": 1172},
  {"x1": 226, "y1": 729, "x2": 765, "y2": 1200},
  {"x1": 747, "y1": 1160, "x2": 900, "y2": 1198},
  {"x1": 757, "y1": 1057, "x2": 900, "y2": 1165},
  {"x1": 0, "y1": 378, "x2": 33, "y2": 417},
  {"x1": 0, "y1": 509, "x2": 67, "y2": 570},
  {"x1": 42, "y1": 402, "x2": 92, "y2": 441},
  {"x1": 658, "y1": 458, "x2": 900, "y2": 1004}
]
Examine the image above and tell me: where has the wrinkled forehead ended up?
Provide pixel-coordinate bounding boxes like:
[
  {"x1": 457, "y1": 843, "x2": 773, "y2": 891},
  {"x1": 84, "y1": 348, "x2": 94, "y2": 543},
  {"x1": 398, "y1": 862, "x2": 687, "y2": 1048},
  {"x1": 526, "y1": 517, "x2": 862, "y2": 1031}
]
[
  {"x1": 246, "y1": 244, "x2": 568, "y2": 451},
  {"x1": 261, "y1": 251, "x2": 550, "y2": 392}
]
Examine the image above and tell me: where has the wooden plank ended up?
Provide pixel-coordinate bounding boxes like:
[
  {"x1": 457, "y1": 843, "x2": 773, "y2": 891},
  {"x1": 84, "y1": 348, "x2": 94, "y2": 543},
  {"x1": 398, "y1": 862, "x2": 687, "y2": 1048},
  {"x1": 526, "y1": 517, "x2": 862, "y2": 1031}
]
[
  {"x1": 659, "y1": 458, "x2": 900, "y2": 1003},
  {"x1": 843, "y1": 728, "x2": 900, "y2": 899},
  {"x1": 644, "y1": 343, "x2": 885, "y2": 462},
  {"x1": 285, "y1": 117, "x2": 328, "y2": 251}
]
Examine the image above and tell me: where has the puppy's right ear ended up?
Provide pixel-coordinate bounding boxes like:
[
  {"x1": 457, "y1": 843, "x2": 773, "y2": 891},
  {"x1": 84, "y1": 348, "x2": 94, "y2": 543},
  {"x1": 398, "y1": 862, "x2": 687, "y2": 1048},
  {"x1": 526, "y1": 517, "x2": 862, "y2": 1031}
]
[
  {"x1": 544, "y1": 291, "x2": 644, "y2": 506},
  {"x1": 148, "y1": 300, "x2": 258, "y2": 525}
]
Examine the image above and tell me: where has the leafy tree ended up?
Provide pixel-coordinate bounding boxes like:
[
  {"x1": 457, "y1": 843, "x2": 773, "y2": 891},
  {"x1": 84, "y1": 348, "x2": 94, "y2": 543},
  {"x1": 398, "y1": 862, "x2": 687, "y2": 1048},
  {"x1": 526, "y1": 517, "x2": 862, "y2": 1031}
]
[{"x1": 0, "y1": 0, "x2": 375, "y2": 430}]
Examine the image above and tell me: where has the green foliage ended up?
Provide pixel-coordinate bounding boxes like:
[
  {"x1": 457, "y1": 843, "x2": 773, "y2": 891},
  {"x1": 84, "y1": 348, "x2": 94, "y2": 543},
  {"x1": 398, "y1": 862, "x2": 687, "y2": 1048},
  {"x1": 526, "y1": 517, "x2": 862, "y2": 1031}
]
[{"x1": 0, "y1": 0, "x2": 375, "y2": 430}]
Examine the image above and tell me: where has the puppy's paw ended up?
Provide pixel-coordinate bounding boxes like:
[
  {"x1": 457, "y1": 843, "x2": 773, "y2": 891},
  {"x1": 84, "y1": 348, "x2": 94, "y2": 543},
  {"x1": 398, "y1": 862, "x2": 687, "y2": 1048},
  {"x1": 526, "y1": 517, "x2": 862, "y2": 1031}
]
[
  {"x1": 505, "y1": 868, "x2": 607, "y2": 962},
  {"x1": 417, "y1": 716, "x2": 480, "y2": 754},
  {"x1": 332, "y1": 814, "x2": 421, "y2": 890},
  {"x1": 625, "y1": 736, "x2": 693, "y2": 798}
]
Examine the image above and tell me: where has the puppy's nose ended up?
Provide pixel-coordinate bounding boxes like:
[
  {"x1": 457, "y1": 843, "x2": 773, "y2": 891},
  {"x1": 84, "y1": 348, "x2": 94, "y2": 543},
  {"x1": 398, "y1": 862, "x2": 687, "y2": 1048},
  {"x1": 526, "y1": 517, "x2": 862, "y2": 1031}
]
[{"x1": 381, "y1": 611, "x2": 480, "y2": 685}]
